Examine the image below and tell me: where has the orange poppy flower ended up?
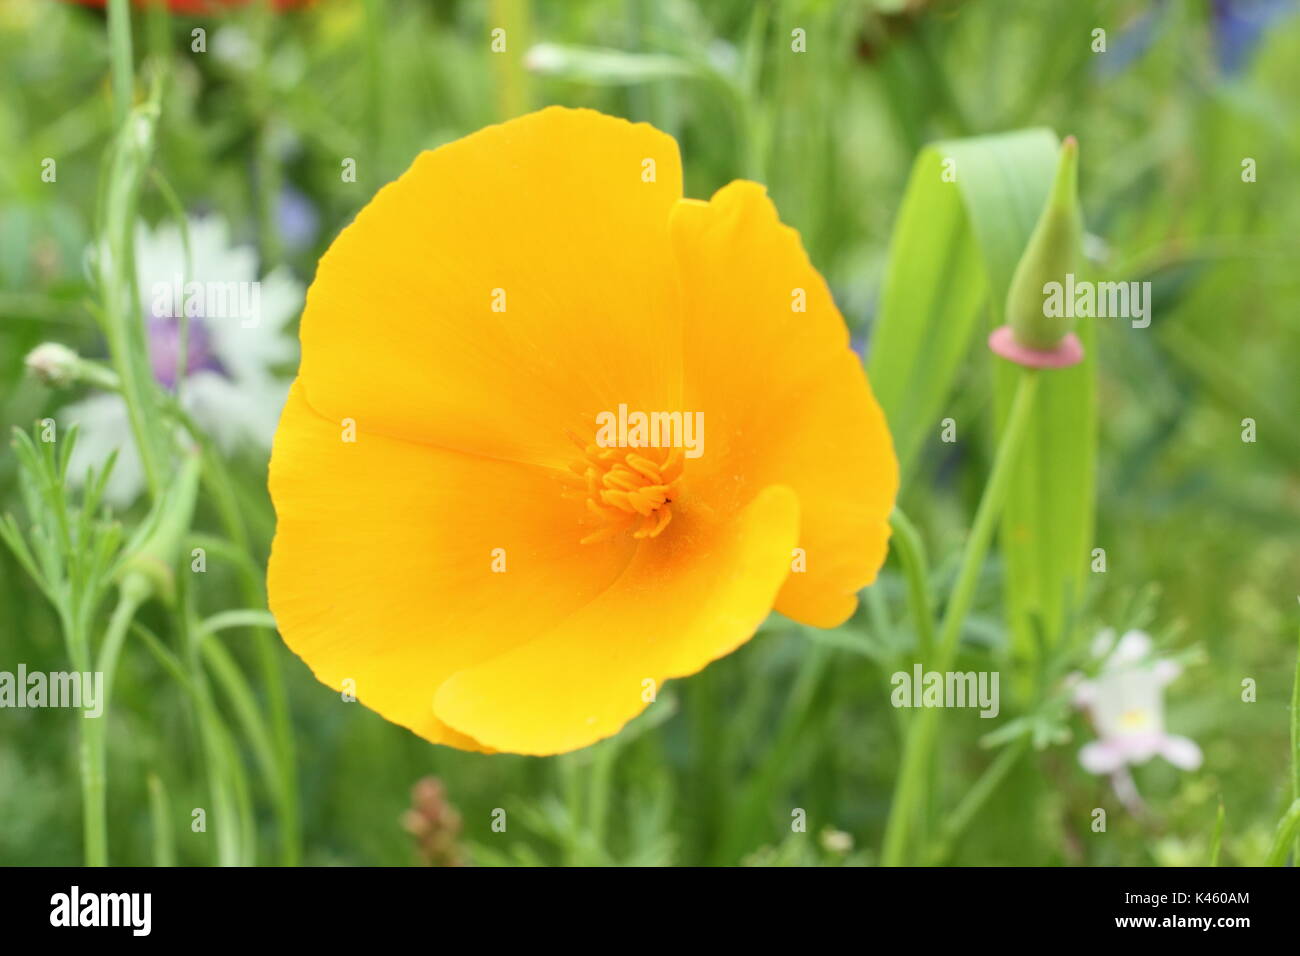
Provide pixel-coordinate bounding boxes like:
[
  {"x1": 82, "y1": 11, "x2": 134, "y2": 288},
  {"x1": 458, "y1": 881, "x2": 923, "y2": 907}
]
[{"x1": 267, "y1": 107, "x2": 897, "y2": 756}]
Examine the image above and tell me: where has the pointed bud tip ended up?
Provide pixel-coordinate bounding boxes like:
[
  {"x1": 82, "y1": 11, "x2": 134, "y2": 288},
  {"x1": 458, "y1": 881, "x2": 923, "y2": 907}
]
[
  {"x1": 1049, "y1": 136, "x2": 1079, "y2": 208},
  {"x1": 1003, "y1": 135, "x2": 1085, "y2": 351}
]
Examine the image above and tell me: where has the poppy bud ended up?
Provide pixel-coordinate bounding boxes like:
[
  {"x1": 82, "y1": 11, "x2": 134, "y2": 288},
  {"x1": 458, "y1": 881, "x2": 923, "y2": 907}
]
[{"x1": 1005, "y1": 136, "x2": 1082, "y2": 351}]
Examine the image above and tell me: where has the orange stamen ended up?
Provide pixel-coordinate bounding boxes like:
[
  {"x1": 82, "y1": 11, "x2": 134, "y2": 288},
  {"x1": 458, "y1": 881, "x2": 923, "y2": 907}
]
[{"x1": 572, "y1": 441, "x2": 683, "y2": 544}]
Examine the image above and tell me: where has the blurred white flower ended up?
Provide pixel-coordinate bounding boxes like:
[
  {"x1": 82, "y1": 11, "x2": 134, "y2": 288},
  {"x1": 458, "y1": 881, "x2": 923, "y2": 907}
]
[
  {"x1": 819, "y1": 827, "x2": 854, "y2": 855},
  {"x1": 1071, "y1": 629, "x2": 1202, "y2": 776},
  {"x1": 64, "y1": 215, "x2": 301, "y2": 506}
]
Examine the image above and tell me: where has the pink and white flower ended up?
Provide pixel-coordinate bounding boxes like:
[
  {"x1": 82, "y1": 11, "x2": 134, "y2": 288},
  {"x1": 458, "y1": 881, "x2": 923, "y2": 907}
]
[{"x1": 1071, "y1": 629, "x2": 1202, "y2": 775}]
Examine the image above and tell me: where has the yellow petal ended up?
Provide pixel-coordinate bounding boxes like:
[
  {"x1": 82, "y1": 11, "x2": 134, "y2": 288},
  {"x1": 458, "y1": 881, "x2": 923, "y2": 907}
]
[
  {"x1": 298, "y1": 106, "x2": 684, "y2": 468},
  {"x1": 670, "y1": 181, "x2": 898, "y2": 627},
  {"x1": 432, "y1": 484, "x2": 800, "y2": 755},
  {"x1": 267, "y1": 382, "x2": 635, "y2": 749}
]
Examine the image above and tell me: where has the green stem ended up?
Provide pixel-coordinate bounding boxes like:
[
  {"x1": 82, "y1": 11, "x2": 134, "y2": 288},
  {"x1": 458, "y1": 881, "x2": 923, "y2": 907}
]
[
  {"x1": 1291, "y1": 625, "x2": 1300, "y2": 861},
  {"x1": 1209, "y1": 799, "x2": 1225, "y2": 866},
  {"x1": 1265, "y1": 799, "x2": 1300, "y2": 866},
  {"x1": 148, "y1": 773, "x2": 175, "y2": 867},
  {"x1": 250, "y1": 0, "x2": 283, "y2": 269},
  {"x1": 928, "y1": 738, "x2": 1027, "y2": 864},
  {"x1": 178, "y1": 601, "x2": 244, "y2": 866},
  {"x1": 559, "y1": 755, "x2": 585, "y2": 866},
  {"x1": 159, "y1": 400, "x2": 301, "y2": 865},
  {"x1": 99, "y1": 85, "x2": 167, "y2": 501},
  {"x1": 107, "y1": 0, "x2": 134, "y2": 126},
  {"x1": 889, "y1": 507, "x2": 937, "y2": 663},
  {"x1": 81, "y1": 575, "x2": 149, "y2": 866},
  {"x1": 200, "y1": 609, "x2": 279, "y2": 634},
  {"x1": 689, "y1": 665, "x2": 724, "y2": 861},
  {"x1": 199, "y1": 630, "x2": 297, "y2": 865},
  {"x1": 488, "y1": 0, "x2": 533, "y2": 120},
  {"x1": 880, "y1": 370, "x2": 1039, "y2": 866},
  {"x1": 586, "y1": 740, "x2": 618, "y2": 854},
  {"x1": 716, "y1": 640, "x2": 830, "y2": 864}
]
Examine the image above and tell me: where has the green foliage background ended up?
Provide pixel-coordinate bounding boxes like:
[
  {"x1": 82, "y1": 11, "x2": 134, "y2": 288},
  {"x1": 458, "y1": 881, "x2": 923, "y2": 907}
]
[{"x1": 1, "y1": 0, "x2": 1297, "y2": 866}]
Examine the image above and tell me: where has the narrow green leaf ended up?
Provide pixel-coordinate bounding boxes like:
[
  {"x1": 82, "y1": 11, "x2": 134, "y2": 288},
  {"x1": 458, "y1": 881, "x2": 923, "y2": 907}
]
[
  {"x1": 523, "y1": 43, "x2": 697, "y2": 86},
  {"x1": 868, "y1": 128, "x2": 1060, "y2": 477},
  {"x1": 867, "y1": 128, "x2": 1094, "y2": 671},
  {"x1": 990, "y1": 147, "x2": 1097, "y2": 667}
]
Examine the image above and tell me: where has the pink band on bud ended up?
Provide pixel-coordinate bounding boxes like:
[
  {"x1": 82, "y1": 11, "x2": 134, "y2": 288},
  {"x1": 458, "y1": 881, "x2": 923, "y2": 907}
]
[{"x1": 988, "y1": 325, "x2": 1084, "y2": 369}]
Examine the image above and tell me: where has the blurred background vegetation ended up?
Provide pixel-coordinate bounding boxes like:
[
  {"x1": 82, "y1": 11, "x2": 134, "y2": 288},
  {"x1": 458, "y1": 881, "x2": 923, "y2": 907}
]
[{"x1": 1, "y1": 0, "x2": 1297, "y2": 866}]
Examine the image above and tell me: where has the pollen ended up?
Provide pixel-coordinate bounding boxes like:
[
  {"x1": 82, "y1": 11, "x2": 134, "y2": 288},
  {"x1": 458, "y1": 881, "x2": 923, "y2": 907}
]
[{"x1": 561, "y1": 440, "x2": 684, "y2": 545}]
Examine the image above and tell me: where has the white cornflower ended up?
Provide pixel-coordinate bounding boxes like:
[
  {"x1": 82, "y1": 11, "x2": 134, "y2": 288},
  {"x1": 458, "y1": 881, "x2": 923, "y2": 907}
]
[{"x1": 63, "y1": 215, "x2": 301, "y2": 506}]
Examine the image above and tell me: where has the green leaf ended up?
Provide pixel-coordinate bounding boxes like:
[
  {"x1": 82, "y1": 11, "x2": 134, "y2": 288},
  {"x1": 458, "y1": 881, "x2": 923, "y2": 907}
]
[
  {"x1": 867, "y1": 128, "x2": 1096, "y2": 666},
  {"x1": 868, "y1": 128, "x2": 1061, "y2": 476},
  {"x1": 991, "y1": 203, "x2": 1097, "y2": 667},
  {"x1": 523, "y1": 44, "x2": 698, "y2": 86}
]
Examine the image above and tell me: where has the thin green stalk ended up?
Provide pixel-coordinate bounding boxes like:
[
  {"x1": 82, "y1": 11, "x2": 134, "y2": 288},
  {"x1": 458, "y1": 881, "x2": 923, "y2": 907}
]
[
  {"x1": 133, "y1": 619, "x2": 230, "y2": 866},
  {"x1": 200, "y1": 631, "x2": 296, "y2": 865},
  {"x1": 1265, "y1": 799, "x2": 1300, "y2": 866},
  {"x1": 178, "y1": 598, "x2": 244, "y2": 866},
  {"x1": 200, "y1": 530, "x2": 300, "y2": 864},
  {"x1": 889, "y1": 507, "x2": 937, "y2": 663},
  {"x1": 928, "y1": 738, "x2": 1027, "y2": 864},
  {"x1": 160, "y1": 407, "x2": 300, "y2": 865},
  {"x1": 107, "y1": 0, "x2": 134, "y2": 126},
  {"x1": 81, "y1": 574, "x2": 149, "y2": 866},
  {"x1": 1209, "y1": 799, "x2": 1225, "y2": 866},
  {"x1": 144, "y1": 0, "x2": 171, "y2": 68},
  {"x1": 98, "y1": 84, "x2": 167, "y2": 501},
  {"x1": 715, "y1": 640, "x2": 830, "y2": 864},
  {"x1": 881, "y1": 370, "x2": 1039, "y2": 866},
  {"x1": 559, "y1": 754, "x2": 585, "y2": 866},
  {"x1": 201, "y1": 609, "x2": 279, "y2": 634},
  {"x1": 251, "y1": 0, "x2": 283, "y2": 269},
  {"x1": 1291, "y1": 625, "x2": 1300, "y2": 861},
  {"x1": 148, "y1": 773, "x2": 175, "y2": 867},
  {"x1": 689, "y1": 665, "x2": 724, "y2": 860},
  {"x1": 586, "y1": 739, "x2": 618, "y2": 854},
  {"x1": 865, "y1": 582, "x2": 896, "y2": 653},
  {"x1": 488, "y1": 0, "x2": 533, "y2": 120}
]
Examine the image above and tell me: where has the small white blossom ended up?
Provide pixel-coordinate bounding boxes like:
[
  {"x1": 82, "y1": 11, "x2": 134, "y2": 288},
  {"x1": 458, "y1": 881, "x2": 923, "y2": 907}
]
[{"x1": 1071, "y1": 629, "x2": 1201, "y2": 775}]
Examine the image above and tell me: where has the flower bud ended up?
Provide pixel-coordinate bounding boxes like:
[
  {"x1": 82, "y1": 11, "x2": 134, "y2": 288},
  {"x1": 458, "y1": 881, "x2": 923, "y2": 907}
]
[
  {"x1": 1005, "y1": 136, "x2": 1082, "y2": 350},
  {"x1": 25, "y1": 343, "x2": 81, "y2": 388}
]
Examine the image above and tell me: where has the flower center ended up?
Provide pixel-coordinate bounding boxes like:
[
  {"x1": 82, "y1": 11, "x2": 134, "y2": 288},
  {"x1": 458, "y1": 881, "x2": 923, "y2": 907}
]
[
  {"x1": 564, "y1": 442, "x2": 684, "y2": 545},
  {"x1": 147, "y1": 315, "x2": 226, "y2": 390}
]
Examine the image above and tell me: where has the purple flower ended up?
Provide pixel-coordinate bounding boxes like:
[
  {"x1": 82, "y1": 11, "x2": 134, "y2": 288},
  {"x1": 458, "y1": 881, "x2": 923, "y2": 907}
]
[
  {"x1": 276, "y1": 184, "x2": 320, "y2": 254},
  {"x1": 1212, "y1": 0, "x2": 1296, "y2": 74},
  {"x1": 64, "y1": 214, "x2": 303, "y2": 505},
  {"x1": 146, "y1": 315, "x2": 226, "y2": 390}
]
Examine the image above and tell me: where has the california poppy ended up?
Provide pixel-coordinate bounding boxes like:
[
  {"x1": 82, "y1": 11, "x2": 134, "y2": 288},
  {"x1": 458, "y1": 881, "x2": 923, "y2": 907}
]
[{"x1": 268, "y1": 107, "x2": 897, "y2": 755}]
